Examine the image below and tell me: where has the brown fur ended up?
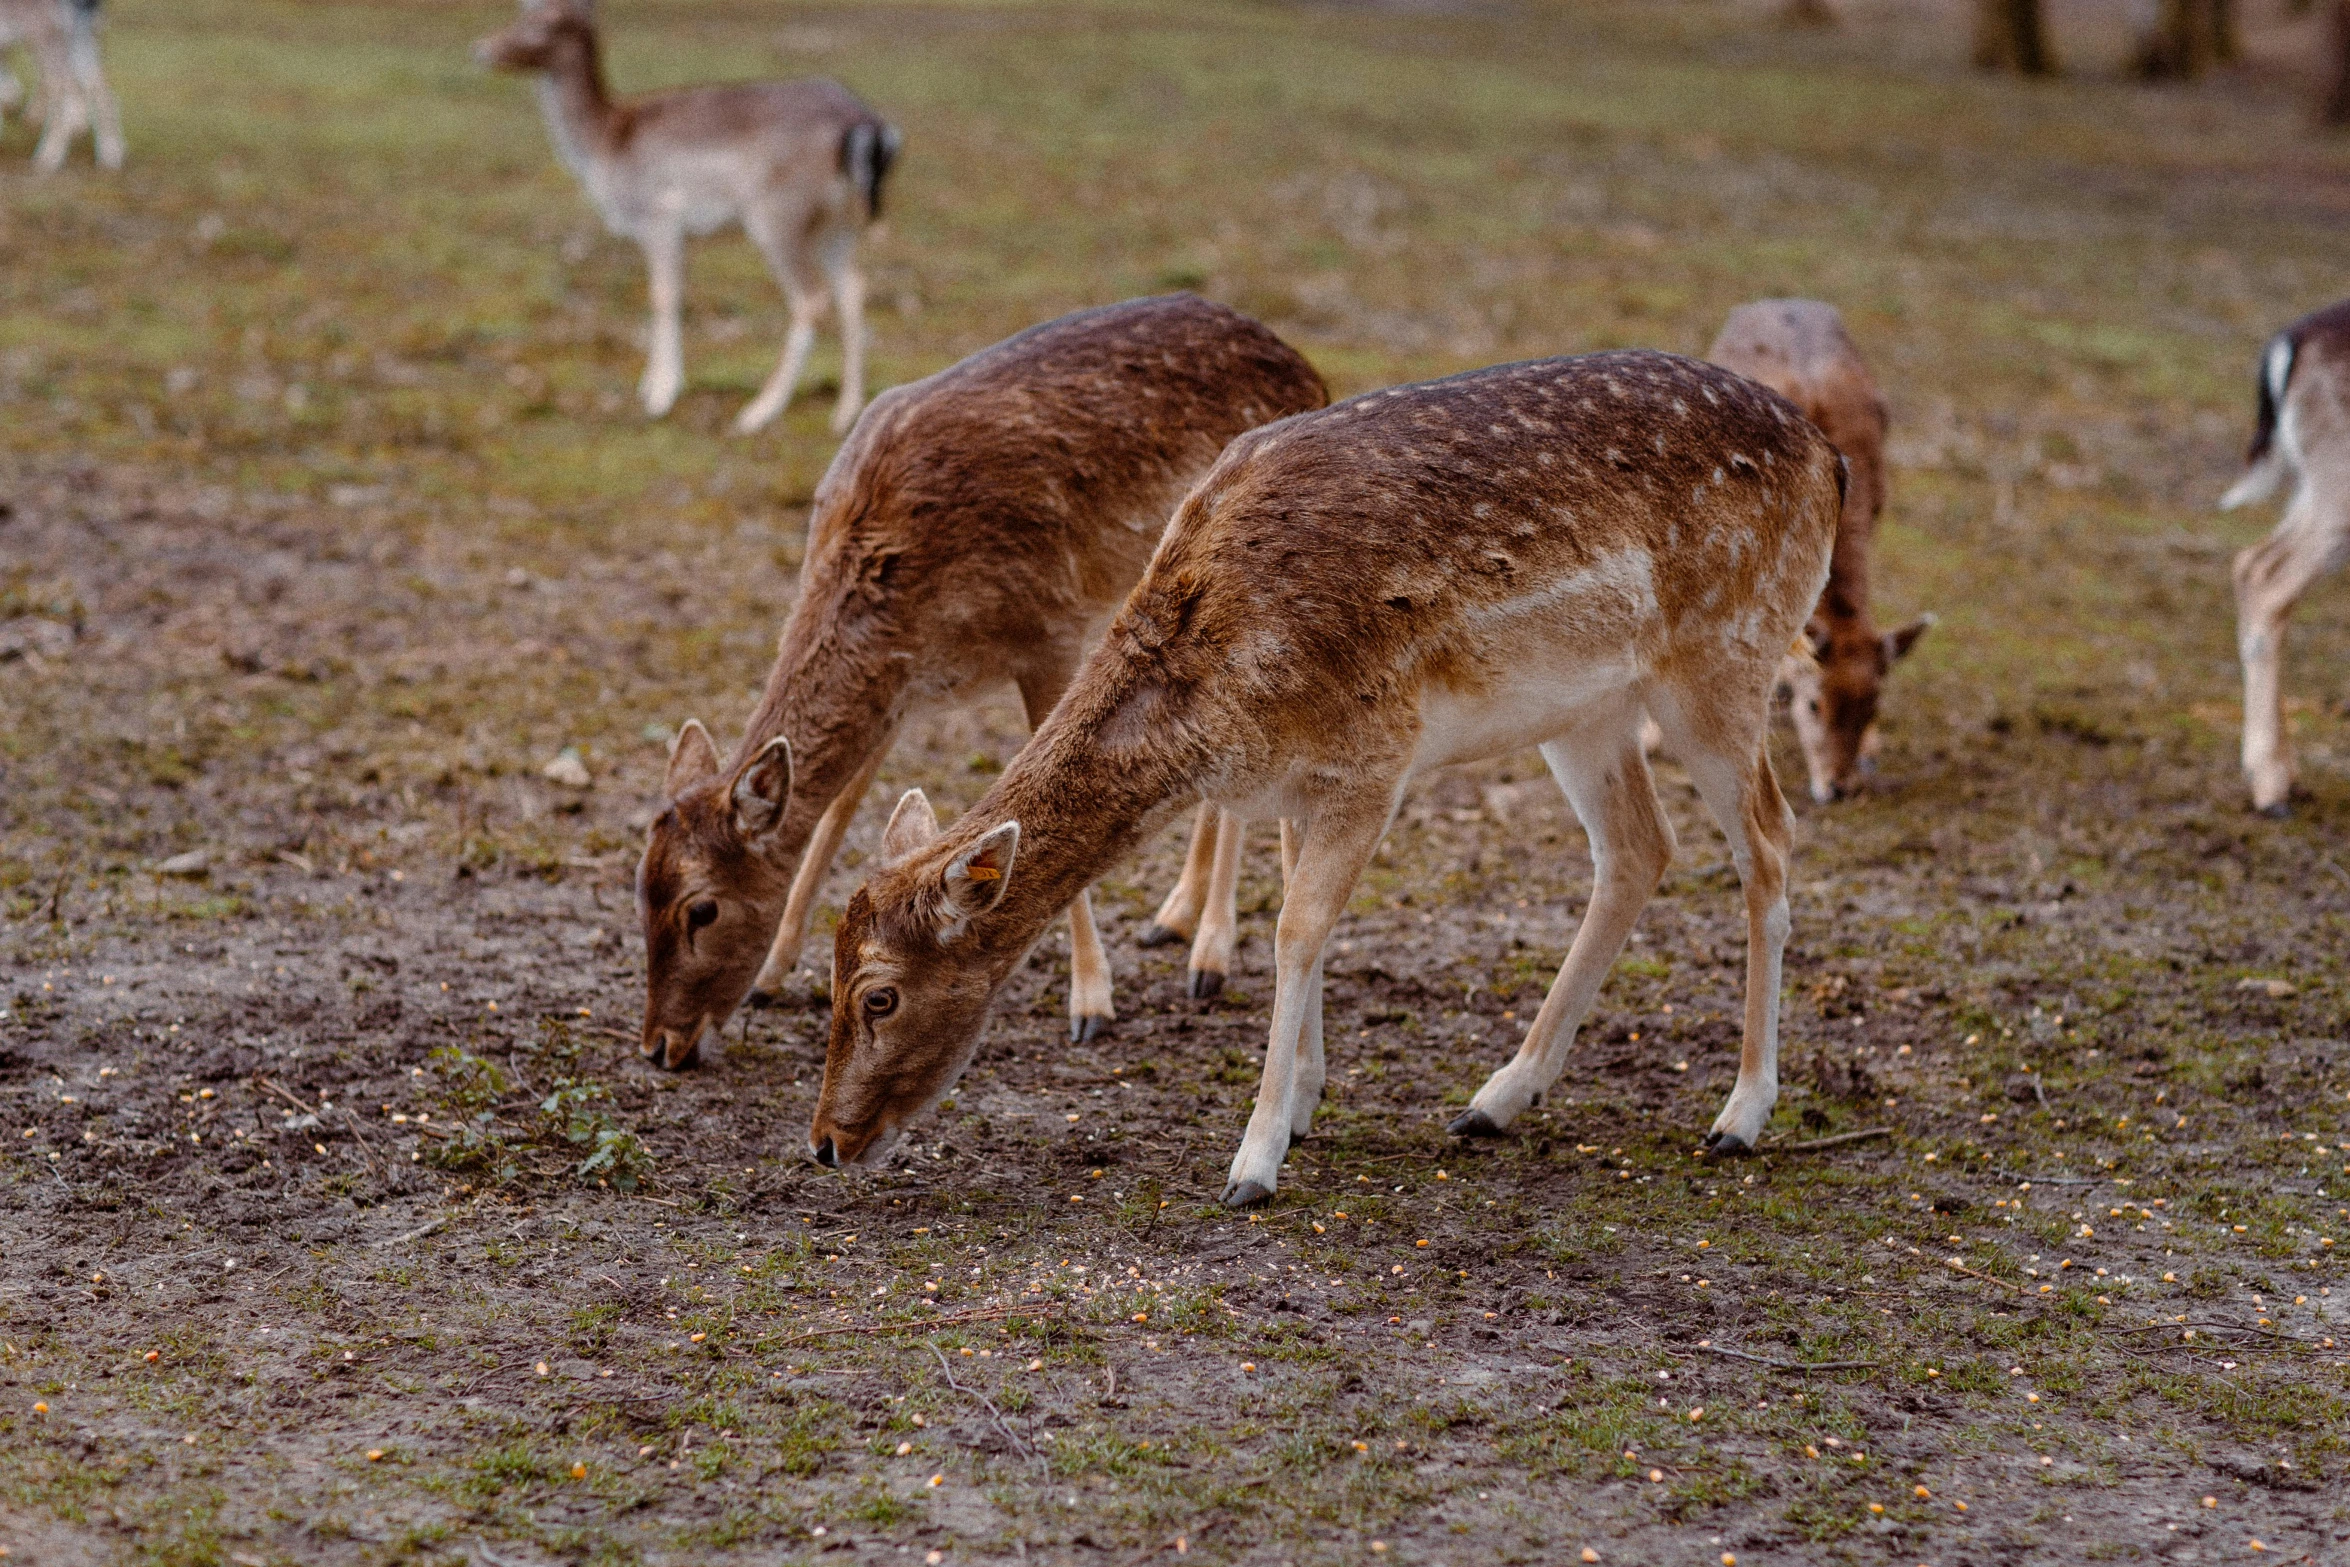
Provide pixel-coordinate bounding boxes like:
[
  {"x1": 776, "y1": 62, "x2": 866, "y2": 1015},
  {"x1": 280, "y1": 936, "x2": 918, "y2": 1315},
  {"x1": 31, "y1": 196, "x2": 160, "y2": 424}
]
[
  {"x1": 1706, "y1": 300, "x2": 1930, "y2": 802},
  {"x1": 637, "y1": 295, "x2": 1328, "y2": 1068},
  {"x1": 814, "y1": 351, "x2": 1843, "y2": 1197}
]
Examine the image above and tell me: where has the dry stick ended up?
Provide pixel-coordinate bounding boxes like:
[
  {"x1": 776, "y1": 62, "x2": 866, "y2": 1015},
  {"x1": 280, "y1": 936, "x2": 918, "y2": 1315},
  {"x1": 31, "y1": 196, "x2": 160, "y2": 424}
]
[
  {"x1": 1696, "y1": 1345, "x2": 1879, "y2": 1372},
  {"x1": 342, "y1": 1109, "x2": 383, "y2": 1176},
  {"x1": 250, "y1": 1076, "x2": 314, "y2": 1117},
  {"x1": 1942, "y1": 1258, "x2": 2022, "y2": 1293},
  {"x1": 926, "y1": 1340, "x2": 1036, "y2": 1460},
  {"x1": 1772, "y1": 1126, "x2": 1893, "y2": 1152},
  {"x1": 775, "y1": 1304, "x2": 1054, "y2": 1347},
  {"x1": 378, "y1": 1216, "x2": 449, "y2": 1249}
]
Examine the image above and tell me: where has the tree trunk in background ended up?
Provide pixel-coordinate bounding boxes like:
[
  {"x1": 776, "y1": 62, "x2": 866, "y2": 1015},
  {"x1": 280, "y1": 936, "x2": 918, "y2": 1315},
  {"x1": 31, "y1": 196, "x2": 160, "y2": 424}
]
[
  {"x1": 2135, "y1": 0, "x2": 2239, "y2": 77},
  {"x1": 2326, "y1": 0, "x2": 2350, "y2": 123},
  {"x1": 1973, "y1": 0, "x2": 2056, "y2": 74}
]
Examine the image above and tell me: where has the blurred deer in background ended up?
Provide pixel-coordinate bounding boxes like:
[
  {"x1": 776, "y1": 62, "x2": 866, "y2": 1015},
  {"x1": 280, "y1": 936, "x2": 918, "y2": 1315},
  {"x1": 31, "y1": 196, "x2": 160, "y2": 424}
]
[
  {"x1": 475, "y1": 0, "x2": 898, "y2": 435},
  {"x1": 2221, "y1": 298, "x2": 2350, "y2": 816},
  {"x1": 0, "y1": 0, "x2": 124, "y2": 173},
  {"x1": 635, "y1": 295, "x2": 1327, "y2": 1070},
  {"x1": 1708, "y1": 299, "x2": 1931, "y2": 802}
]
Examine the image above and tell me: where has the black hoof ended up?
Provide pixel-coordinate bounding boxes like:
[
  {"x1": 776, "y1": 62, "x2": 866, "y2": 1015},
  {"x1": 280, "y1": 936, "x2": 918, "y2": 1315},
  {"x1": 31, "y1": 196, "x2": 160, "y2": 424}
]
[
  {"x1": 1071, "y1": 1014, "x2": 1112, "y2": 1044},
  {"x1": 1448, "y1": 1109, "x2": 1506, "y2": 1139},
  {"x1": 1137, "y1": 921, "x2": 1185, "y2": 948},
  {"x1": 2256, "y1": 800, "x2": 2291, "y2": 820},
  {"x1": 1188, "y1": 969, "x2": 1225, "y2": 1000},
  {"x1": 744, "y1": 988, "x2": 779, "y2": 1011},
  {"x1": 1701, "y1": 1130, "x2": 1753, "y2": 1157},
  {"x1": 645, "y1": 1041, "x2": 700, "y2": 1072},
  {"x1": 1286, "y1": 1130, "x2": 1305, "y2": 1153},
  {"x1": 1221, "y1": 1179, "x2": 1274, "y2": 1209}
]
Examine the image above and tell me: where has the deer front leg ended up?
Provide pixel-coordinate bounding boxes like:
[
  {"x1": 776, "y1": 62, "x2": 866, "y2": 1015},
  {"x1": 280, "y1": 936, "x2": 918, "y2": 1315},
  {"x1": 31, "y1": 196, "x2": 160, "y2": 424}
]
[
  {"x1": 31, "y1": 80, "x2": 85, "y2": 174},
  {"x1": 1185, "y1": 811, "x2": 1244, "y2": 999},
  {"x1": 1140, "y1": 803, "x2": 1219, "y2": 947},
  {"x1": 639, "y1": 226, "x2": 686, "y2": 417},
  {"x1": 827, "y1": 257, "x2": 867, "y2": 435},
  {"x1": 1453, "y1": 722, "x2": 1673, "y2": 1138},
  {"x1": 1225, "y1": 803, "x2": 1388, "y2": 1207},
  {"x1": 750, "y1": 753, "x2": 882, "y2": 1002},
  {"x1": 2234, "y1": 496, "x2": 2347, "y2": 816},
  {"x1": 1065, "y1": 887, "x2": 1114, "y2": 1043},
  {"x1": 1279, "y1": 819, "x2": 1324, "y2": 1144}
]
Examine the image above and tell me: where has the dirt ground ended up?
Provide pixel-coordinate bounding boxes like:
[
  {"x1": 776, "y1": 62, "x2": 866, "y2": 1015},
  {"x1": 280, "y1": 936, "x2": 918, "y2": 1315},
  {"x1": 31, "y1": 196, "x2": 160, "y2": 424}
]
[{"x1": 3, "y1": 0, "x2": 2349, "y2": 1563}]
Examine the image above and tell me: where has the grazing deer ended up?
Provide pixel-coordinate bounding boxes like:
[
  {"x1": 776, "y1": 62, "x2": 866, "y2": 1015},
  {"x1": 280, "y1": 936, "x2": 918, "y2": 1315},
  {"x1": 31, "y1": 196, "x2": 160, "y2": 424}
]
[
  {"x1": 0, "y1": 0, "x2": 123, "y2": 173},
  {"x1": 2221, "y1": 297, "x2": 2350, "y2": 815},
  {"x1": 811, "y1": 351, "x2": 1844, "y2": 1204},
  {"x1": 475, "y1": 0, "x2": 898, "y2": 435},
  {"x1": 1706, "y1": 300, "x2": 1930, "y2": 802},
  {"x1": 636, "y1": 295, "x2": 1327, "y2": 1070}
]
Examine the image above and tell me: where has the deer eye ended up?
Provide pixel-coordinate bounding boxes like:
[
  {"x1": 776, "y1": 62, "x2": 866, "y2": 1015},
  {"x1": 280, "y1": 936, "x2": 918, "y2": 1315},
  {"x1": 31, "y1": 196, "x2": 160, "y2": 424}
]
[
  {"x1": 862, "y1": 987, "x2": 899, "y2": 1019},
  {"x1": 686, "y1": 900, "x2": 719, "y2": 932}
]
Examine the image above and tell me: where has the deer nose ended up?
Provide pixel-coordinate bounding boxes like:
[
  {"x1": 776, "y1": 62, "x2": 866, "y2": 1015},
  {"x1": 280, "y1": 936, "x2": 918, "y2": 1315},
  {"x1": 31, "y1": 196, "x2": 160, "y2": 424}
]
[{"x1": 811, "y1": 1135, "x2": 838, "y2": 1168}]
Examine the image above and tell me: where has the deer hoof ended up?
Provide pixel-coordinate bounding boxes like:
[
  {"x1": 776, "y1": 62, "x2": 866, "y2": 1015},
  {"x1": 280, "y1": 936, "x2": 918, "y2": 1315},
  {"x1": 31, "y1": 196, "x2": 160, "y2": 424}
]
[
  {"x1": 1701, "y1": 1130, "x2": 1754, "y2": 1158},
  {"x1": 1070, "y1": 1014, "x2": 1112, "y2": 1044},
  {"x1": 2256, "y1": 800, "x2": 2292, "y2": 820},
  {"x1": 1188, "y1": 969, "x2": 1225, "y2": 1000},
  {"x1": 744, "y1": 987, "x2": 780, "y2": 1011},
  {"x1": 1136, "y1": 920, "x2": 1184, "y2": 948},
  {"x1": 644, "y1": 1031, "x2": 702, "y2": 1072},
  {"x1": 1447, "y1": 1109, "x2": 1506, "y2": 1139},
  {"x1": 1221, "y1": 1179, "x2": 1274, "y2": 1209}
]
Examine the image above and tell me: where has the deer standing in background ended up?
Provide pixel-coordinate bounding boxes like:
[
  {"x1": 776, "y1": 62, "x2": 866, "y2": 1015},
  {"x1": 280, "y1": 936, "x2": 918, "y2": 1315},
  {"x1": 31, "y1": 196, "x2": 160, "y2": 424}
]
[
  {"x1": 810, "y1": 352, "x2": 1843, "y2": 1203},
  {"x1": 0, "y1": 0, "x2": 123, "y2": 173},
  {"x1": 1707, "y1": 300, "x2": 1931, "y2": 802},
  {"x1": 476, "y1": 0, "x2": 898, "y2": 435},
  {"x1": 2220, "y1": 298, "x2": 2350, "y2": 816},
  {"x1": 636, "y1": 295, "x2": 1327, "y2": 1070}
]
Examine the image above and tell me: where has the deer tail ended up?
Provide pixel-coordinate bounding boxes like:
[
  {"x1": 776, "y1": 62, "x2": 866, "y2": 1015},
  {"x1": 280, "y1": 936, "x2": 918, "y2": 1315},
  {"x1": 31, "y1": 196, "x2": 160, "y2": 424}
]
[
  {"x1": 842, "y1": 118, "x2": 902, "y2": 222},
  {"x1": 2221, "y1": 331, "x2": 2297, "y2": 511}
]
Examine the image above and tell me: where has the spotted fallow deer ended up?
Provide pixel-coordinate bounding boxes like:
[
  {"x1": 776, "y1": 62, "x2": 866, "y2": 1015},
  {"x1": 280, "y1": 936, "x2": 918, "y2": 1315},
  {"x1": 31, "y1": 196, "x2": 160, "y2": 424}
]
[
  {"x1": 810, "y1": 351, "x2": 1844, "y2": 1204},
  {"x1": 475, "y1": 0, "x2": 898, "y2": 435},
  {"x1": 1706, "y1": 300, "x2": 1930, "y2": 802},
  {"x1": 635, "y1": 295, "x2": 1327, "y2": 1070},
  {"x1": 0, "y1": 0, "x2": 123, "y2": 173},
  {"x1": 2221, "y1": 298, "x2": 2350, "y2": 816}
]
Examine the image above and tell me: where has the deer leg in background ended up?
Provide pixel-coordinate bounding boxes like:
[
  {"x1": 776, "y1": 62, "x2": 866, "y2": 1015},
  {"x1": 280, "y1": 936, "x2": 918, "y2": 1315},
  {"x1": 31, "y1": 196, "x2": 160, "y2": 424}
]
[
  {"x1": 2234, "y1": 487, "x2": 2350, "y2": 815},
  {"x1": 1184, "y1": 811, "x2": 1244, "y2": 998},
  {"x1": 735, "y1": 204, "x2": 825, "y2": 435},
  {"x1": 750, "y1": 749, "x2": 886, "y2": 1002},
  {"x1": 638, "y1": 223, "x2": 687, "y2": 417},
  {"x1": 1452, "y1": 706, "x2": 1674, "y2": 1140},
  {"x1": 1279, "y1": 818, "x2": 1324, "y2": 1145},
  {"x1": 819, "y1": 229, "x2": 867, "y2": 434},
  {"x1": 1224, "y1": 799, "x2": 1391, "y2": 1207},
  {"x1": 1020, "y1": 666, "x2": 1115, "y2": 1041},
  {"x1": 1140, "y1": 803, "x2": 1220, "y2": 947},
  {"x1": 67, "y1": 5, "x2": 118, "y2": 170}
]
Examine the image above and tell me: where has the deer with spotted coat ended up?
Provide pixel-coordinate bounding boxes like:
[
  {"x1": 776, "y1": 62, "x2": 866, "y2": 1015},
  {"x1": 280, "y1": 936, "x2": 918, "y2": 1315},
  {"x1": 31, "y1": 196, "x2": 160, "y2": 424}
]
[
  {"x1": 2221, "y1": 298, "x2": 2350, "y2": 816},
  {"x1": 476, "y1": 0, "x2": 898, "y2": 434},
  {"x1": 810, "y1": 351, "x2": 1844, "y2": 1203},
  {"x1": 635, "y1": 295, "x2": 1327, "y2": 1070},
  {"x1": 1706, "y1": 300, "x2": 1930, "y2": 802}
]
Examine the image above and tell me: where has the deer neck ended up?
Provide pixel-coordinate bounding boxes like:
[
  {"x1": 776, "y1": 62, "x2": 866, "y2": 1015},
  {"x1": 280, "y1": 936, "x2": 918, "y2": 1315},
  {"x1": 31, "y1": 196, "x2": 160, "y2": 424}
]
[{"x1": 532, "y1": 28, "x2": 620, "y2": 183}]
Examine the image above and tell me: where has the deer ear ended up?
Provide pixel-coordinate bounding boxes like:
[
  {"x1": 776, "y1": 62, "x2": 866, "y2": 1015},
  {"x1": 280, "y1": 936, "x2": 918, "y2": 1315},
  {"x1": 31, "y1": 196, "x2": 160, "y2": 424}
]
[
  {"x1": 664, "y1": 720, "x2": 719, "y2": 799},
  {"x1": 880, "y1": 789, "x2": 939, "y2": 865},
  {"x1": 941, "y1": 822, "x2": 1019, "y2": 920},
  {"x1": 730, "y1": 736, "x2": 792, "y2": 839},
  {"x1": 1884, "y1": 613, "x2": 1935, "y2": 664}
]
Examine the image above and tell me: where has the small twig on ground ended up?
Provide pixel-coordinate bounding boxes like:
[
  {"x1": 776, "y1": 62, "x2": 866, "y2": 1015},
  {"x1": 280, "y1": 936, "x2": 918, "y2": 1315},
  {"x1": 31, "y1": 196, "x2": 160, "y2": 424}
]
[
  {"x1": 774, "y1": 1304, "x2": 1054, "y2": 1346},
  {"x1": 378, "y1": 1216, "x2": 449, "y2": 1248},
  {"x1": 1986, "y1": 1168, "x2": 2104, "y2": 1187},
  {"x1": 341, "y1": 1108, "x2": 382, "y2": 1175},
  {"x1": 1942, "y1": 1257, "x2": 2021, "y2": 1292},
  {"x1": 927, "y1": 1339, "x2": 1034, "y2": 1459},
  {"x1": 1776, "y1": 1127, "x2": 1892, "y2": 1152},
  {"x1": 1696, "y1": 1345, "x2": 1879, "y2": 1372},
  {"x1": 250, "y1": 1076, "x2": 313, "y2": 1117}
]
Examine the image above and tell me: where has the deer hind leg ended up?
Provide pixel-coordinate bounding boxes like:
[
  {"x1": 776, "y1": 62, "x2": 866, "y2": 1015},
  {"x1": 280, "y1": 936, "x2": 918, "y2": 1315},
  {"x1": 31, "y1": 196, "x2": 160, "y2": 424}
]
[
  {"x1": 1224, "y1": 800, "x2": 1390, "y2": 1207},
  {"x1": 638, "y1": 225, "x2": 687, "y2": 417},
  {"x1": 1452, "y1": 704, "x2": 1674, "y2": 1139},
  {"x1": 2233, "y1": 484, "x2": 2349, "y2": 815},
  {"x1": 735, "y1": 206, "x2": 825, "y2": 435},
  {"x1": 68, "y1": 20, "x2": 117, "y2": 169},
  {"x1": 1279, "y1": 818, "x2": 1324, "y2": 1143},
  {"x1": 29, "y1": 39, "x2": 85, "y2": 174},
  {"x1": 1184, "y1": 812, "x2": 1245, "y2": 999},
  {"x1": 750, "y1": 750, "x2": 884, "y2": 1002},
  {"x1": 818, "y1": 228, "x2": 867, "y2": 434},
  {"x1": 1141, "y1": 803, "x2": 1220, "y2": 947},
  {"x1": 1658, "y1": 706, "x2": 1796, "y2": 1157}
]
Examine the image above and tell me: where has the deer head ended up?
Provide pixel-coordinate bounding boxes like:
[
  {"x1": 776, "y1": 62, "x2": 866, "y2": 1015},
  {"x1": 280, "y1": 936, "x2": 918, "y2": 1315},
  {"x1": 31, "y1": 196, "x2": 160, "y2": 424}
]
[
  {"x1": 1783, "y1": 614, "x2": 1932, "y2": 802},
  {"x1": 473, "y1": 0, "x2": 594, "y2": 73},
  {"x1": 634, "y1": 722, "x2": 796, "y2": 1070},
  {"x1": 808, "y1": 790, "x2": 1020, "y2": 1167}
]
